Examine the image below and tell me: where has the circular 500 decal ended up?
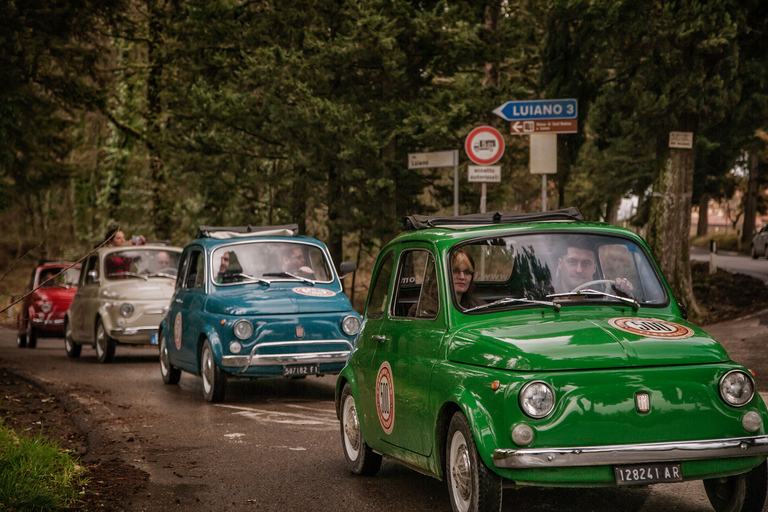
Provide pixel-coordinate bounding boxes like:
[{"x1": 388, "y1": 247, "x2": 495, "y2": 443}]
[
  {"x1": 376, "y1": 362, "x2": 395, "y2": 435},
  {"x1": 609, "y1": 317, "x2": 694, "y2": 339}
]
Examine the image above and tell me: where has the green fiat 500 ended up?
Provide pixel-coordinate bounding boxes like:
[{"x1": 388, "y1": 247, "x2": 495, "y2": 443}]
[{"x1": 336, "y1": 209, "x2": 768, "y2": 512}]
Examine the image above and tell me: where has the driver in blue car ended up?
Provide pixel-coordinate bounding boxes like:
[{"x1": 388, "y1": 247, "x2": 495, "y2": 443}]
[{"x1": 553, "y1": 236, "x2": 634, "y2": 295}]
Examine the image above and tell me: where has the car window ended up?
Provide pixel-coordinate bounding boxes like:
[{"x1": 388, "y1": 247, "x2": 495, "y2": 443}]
[
  {"x1": 366, "y1": 252, "x2": 394, "y2": 320},
  {"x1": 38, "y1": 267, "x2": 79, "y2": 287},
  {"x1": 175, "y1": 252, "x2": 189, "y2": 291},
  {"x1": 393, "y1": 250, "x2": 439, "y2": 319},
  {"x1": 184, "y1": 250, "x2": 205, "y2": 290},
  {"x1": 212, "y1": 241, "x2": 333, "y2": 285},
  {"x1": 104, "y1": 249, "x2": 181, "y2": 280},
  {"x1": 454, "y1": 232, "x2": 667, "y2": 311},
  {"x1": 83, "y1": 256, "x2": 99, "y2": 285}
]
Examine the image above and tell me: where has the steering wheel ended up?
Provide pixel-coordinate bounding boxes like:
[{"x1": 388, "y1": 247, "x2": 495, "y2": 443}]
[{"x1": 572, "y1": 279, "x2": 614, "y2": 292}]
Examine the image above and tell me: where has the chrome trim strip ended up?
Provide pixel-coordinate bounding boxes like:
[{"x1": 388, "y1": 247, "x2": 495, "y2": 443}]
[
  {"x1": 220, "y1": 339, "x2": 354, "y2": 371},
  {"x1": 110, "y1": 326, "x2": 159, "y2": 336},
  {"x1": 493, "y1": 436, "x2": 768, "y2": 468}
]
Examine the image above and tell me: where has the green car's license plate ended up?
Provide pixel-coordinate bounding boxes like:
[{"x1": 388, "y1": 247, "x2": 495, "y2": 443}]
[
  {"x1": 283, "y1": 364, "x2": 318, "y2": 377},
  {"x1": 614, "y1": 463, "x2": 682, "y2": 486}
]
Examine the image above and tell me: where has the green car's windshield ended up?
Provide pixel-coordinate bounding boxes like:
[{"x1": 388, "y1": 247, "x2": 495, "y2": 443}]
[
  {"x1": 450, "y1": 233, "x2": 667, "y2": 312},
  {"x1": 212, "y1": 241, "x2": 333, "y2": 285}
]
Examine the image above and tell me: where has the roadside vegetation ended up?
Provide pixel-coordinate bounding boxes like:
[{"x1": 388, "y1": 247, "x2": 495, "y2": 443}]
[{"x1": 0, "y1": 419, "x2": 86, "y2": 511}]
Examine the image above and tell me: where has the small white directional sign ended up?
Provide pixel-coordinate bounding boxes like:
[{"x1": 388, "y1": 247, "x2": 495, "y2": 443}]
[
  {"x1": 468, "y1": 166, "x2": 501, "y2": 182},
  {"x1": 408, "y1": 151, "x2": 457, "y2": 169}
]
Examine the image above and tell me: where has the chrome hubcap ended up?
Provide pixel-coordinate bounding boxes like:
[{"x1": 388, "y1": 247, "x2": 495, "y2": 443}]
[
  {"x1": 202, "y1": 348, "x2": 212, "y2": 393},
  {"x1": 450, "y1": 430, "x2": 472, "y2": 510},
  {"x1": 343, "y1": 397, "x2": 361, "y2": 456}
]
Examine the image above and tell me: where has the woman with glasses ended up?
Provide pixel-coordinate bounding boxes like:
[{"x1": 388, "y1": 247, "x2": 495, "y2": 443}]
[{"x1": 451, "y1": 249, "x2": 484, "y2": 309}]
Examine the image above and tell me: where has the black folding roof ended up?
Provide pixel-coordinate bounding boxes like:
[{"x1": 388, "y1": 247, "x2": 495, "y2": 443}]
[
  {"x1": 403, "y1": 208, "x2": 584, "y2": 231},
  {"x1": 196, "y1": 224, "x2": 299, "y2": 239}
]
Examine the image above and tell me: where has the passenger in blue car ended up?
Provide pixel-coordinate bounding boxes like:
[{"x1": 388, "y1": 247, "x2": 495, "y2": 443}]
[
  {"x1": 282, "y1": 245, "x2": 315, "y2": 279},
  {"x1": 215, "y1": 251, "x2": 231, "y2": 283}
]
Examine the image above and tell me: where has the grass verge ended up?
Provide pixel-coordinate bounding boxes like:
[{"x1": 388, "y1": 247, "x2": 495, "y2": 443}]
[{"x1": 0, "y1": 419, "x2": 86, "y2": 511}]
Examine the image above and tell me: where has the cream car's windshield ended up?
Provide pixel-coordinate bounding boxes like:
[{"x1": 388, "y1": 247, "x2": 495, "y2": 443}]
[
  {"x1": 451, "y1": 233, "x2": 667, "y2": 312},
  {"x1": 105, "y1": 249, "x2": 180, "y2": 280},
  {"x1": 212, "y1": 241, "x2": 333, "y2": 285}
]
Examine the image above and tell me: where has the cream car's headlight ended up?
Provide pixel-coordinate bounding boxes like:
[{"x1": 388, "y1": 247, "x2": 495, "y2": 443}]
[
  {"x1": 342, "y1": 315, "x2": 361, "y2": 336},
  {"x1": 519, "y1": 381, "x2": 556, "y2": 418},
  {"x1": 720, "y1": 370, "x2": 755, "y2": 407},
  {"x1": 233, "y1": 320, "x2": 253, "y2": 340},
  {"x1": 119, "y1": 303, "x2": 134, "y2": 318}
]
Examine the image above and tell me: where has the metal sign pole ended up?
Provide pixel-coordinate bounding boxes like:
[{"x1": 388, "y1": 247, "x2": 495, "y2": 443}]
[
  {"x1": 453, "y1": 150, "x2": 459, "y2": 216},
  {"x1": 480, "y1": 183, "x2": 487, "y2": 213},
  {"x1": 542, "y1": 175, "x2": 547, "y2": 212}
]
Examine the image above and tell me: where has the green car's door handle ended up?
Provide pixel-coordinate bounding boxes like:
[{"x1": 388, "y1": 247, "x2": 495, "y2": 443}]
[{"x1": 372, "y1": 335, "x2": 388, "y2": 343}]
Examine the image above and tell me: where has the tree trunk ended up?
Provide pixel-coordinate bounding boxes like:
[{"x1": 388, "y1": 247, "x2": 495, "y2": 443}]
[
  {"x1": 146, "y1": 0, "x2": 170, "y2": 240},
  {"x1": 696, "y1": 194, "x2": 709, "y2": 237},
  {"x1": 741, "y1": 152, "x2": 759, "y2": 248},
  {"x1": 647, "y1": 127, "x2": 701, "y2": 319}
]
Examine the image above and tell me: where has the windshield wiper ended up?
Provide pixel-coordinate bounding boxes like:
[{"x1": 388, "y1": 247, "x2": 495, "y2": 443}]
[
  {"x1": 262, "y1": 271, "x2": 315, "y2": 285},
  {"x1": 546, "y1": 289, "x2": 640, "y2": 311},
  {"x1": 108, "y1": 272, "x2": 147, "y2": 280},
  {"x1": 465, "y1": 297, "x2": 561, "y2": 313},
  {"x1": 147, "y1": 272, "x2": 177, "y2": 279},
  {"x1": 236, "y1": 273, "x2": 271, "y2": 286}
]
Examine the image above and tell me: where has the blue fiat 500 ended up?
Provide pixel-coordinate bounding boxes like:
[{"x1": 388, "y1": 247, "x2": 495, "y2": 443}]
[{"x1": 159, "y1": 225, "x2": 361, "y2": 402}]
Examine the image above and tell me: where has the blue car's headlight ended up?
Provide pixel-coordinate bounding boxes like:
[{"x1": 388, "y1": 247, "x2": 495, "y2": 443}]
[
  {"x1": 342, "y1": 315, "x2": 361, "y2": 336},
  {"x1": 233, "y1": 319, "x2": 253, "y2": 340}
]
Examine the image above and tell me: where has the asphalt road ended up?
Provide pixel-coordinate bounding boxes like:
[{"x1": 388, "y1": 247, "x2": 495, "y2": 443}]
[
  {"x1": 0, "y1": 328, "x2": 755, "y2": 512},
  {"x1": 691, "y1": 246, "x2": 768, "y2": 282}
]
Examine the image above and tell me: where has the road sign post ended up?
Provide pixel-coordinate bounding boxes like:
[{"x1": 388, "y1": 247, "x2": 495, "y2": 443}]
[
  {"x1": 494, "y1": 99, "x2": 578, "y2": 212},
  {"x1": 408, "y1": 150, "x2": 460, "y2": 215},
  {"x1": 465, "y1": 127, "x2": 505, "y2": 214}
]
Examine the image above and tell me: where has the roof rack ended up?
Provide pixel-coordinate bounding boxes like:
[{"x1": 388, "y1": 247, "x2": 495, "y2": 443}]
[
  {"x1": 197, "y1": 224, "x2": 299, "y2": 239},
  {"x1": 403, "y1": 208, "x2": 584, "y2": 231}
]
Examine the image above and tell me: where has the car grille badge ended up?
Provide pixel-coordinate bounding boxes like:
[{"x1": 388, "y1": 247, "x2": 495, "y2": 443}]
[
  {"x1": 635, "y1": 392, "x2": 650, "y2": 413},
  {"x1": 296, "y1": 325, "x2": 304, "y2": 339}
]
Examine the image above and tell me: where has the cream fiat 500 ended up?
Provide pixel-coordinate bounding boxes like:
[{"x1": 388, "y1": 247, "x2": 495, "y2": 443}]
[{"x1": 65, "y1": 244, "x2": 182, "y2": 363}]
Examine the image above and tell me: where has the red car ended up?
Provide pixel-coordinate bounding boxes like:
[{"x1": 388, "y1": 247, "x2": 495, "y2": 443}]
[{"x1": 17, "y1": 262, "x2": 81, "y2": 348}]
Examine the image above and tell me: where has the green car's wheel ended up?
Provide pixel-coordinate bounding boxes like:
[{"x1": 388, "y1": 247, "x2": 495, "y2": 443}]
[
  {"x1": 95, "y1": 318, "x2": 116, "y2": 363},
  {"x1": 159, "y1": 330, "x2": 181, "y2": 385},
  {"x1": 64, "y1": 320, "x2": 81, "y2": 358},
  {"x1": 26, "y1": 321, "x2": 38, "y2": 348},
  {"x1": 446, "y1": 411, "x2": 501, "y2": 512},
  {"x1": 704, "y1": 460, "x2": 767, "y2": 512},
  {"x1": 201, "y1": 339, "x2": 227, "y2": 403},
  {"x1": 340, "y1": 383, "x2": 382, "y2": 476}
]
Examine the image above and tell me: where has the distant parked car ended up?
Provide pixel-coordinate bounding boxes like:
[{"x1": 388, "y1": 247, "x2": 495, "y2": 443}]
[
  {"x1": 159, "y1": 224, "x2": 361, "y2": 403},
  {"x1": 337, "y1": 209, "x2": 768, "y2": 512},
  {"x1": 752, "y1": 225, "x2": 768, "y2": 258},
  {"x1": 16, "y1": 262, "x2": 81, "y2": 348},
  {"x1": 64, "y1": 244, "x2": 182, "y2": 363}
]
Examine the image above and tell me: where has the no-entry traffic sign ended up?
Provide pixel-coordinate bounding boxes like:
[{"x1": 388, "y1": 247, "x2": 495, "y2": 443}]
[{"x1": 465, "y1": 126, "x2": 505, "y2": 165}]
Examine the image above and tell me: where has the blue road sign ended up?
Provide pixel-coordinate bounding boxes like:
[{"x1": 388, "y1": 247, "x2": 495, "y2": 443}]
[{"x1": 493, "y1": 99, "x2": 578, "y2": 122}]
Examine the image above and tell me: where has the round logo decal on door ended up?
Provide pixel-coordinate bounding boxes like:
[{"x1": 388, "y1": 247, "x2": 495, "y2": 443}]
[
  {"x1": 609, "y1": 317, "x2": 694, "y2": 339},
  {"x1": 174, "y1": 312, "x2": 182, "y2": 349},
  {"x1": 376, "y1": 362, "x2": 395, "y2": 435}
]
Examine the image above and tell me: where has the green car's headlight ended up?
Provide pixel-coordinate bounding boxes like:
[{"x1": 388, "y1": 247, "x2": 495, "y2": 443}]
[
  {"x1": 233, "y1": 319, "x2": 254, "y2": 340},
  {"x1": 719, "y1": 370, "x2": 755, "y2": 407},
  {"x1": 519, "y1": 381, "x2": 556, "y2": 419}
]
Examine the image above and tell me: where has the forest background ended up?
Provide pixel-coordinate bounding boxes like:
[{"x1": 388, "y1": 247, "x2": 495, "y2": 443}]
[{"x1": 2, "y1": 0, "x2": 768, "y2": 315}]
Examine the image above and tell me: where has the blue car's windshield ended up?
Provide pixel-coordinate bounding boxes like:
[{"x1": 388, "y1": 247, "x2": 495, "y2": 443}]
[
  {"x1": 451, "y1": 232, "x2": 667, "y2": 312},
  {"x1": 212, "y1": 241, "x2": 333, "y2": 285}
]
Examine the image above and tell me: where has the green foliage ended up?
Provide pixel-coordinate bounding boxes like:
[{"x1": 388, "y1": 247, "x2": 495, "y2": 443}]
[{"x1": 0, "y1": 420, "x2": 87, "y2": 511}]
